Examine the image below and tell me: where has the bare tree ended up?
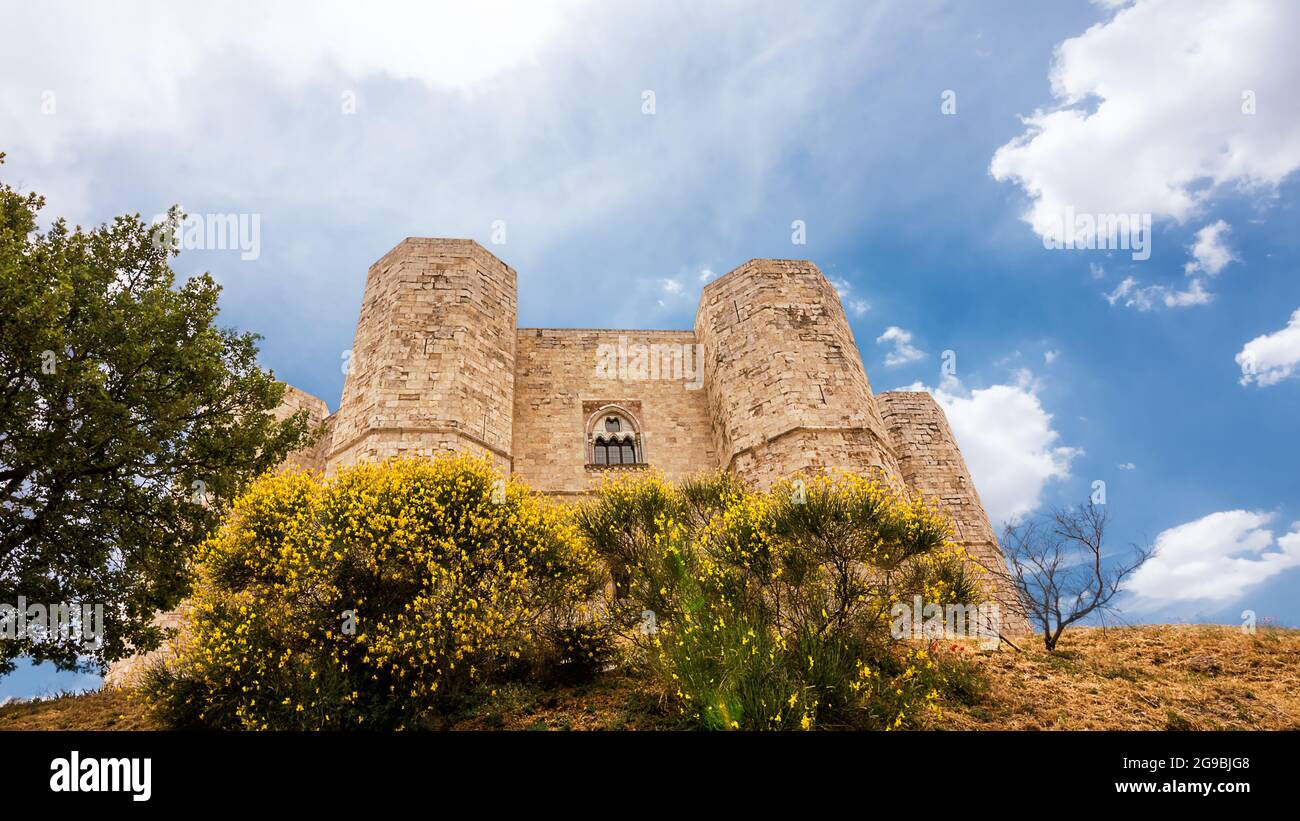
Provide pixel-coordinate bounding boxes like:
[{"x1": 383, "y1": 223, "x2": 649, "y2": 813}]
[{"x1": 1001, "y1": 501, "x2": 1152, "y2": 651}]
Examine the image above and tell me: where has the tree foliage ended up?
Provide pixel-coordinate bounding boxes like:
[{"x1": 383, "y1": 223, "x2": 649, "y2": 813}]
[{"x1": 0, "y1": 153, "x2": 315, "y2": 675}]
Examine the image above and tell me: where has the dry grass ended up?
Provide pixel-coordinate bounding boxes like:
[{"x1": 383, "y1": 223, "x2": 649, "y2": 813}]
[
  {"x1": 2, "y1": 624, "x2": 1296, "y2": 731},
  {"x1": 944, "y1": 624, "x2": 1300, "y2": 730},
  {"x1": 447, "y1": 671, "x2": 675, "y2": 731},
  {"x1": 0, "y1": 687, "x2": 158, "y2": 731}
]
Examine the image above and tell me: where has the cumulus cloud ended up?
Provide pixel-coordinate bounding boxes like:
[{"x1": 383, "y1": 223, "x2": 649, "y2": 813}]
[
  {"x1": 896, "y1": 373, "x2": 1078, "y2": 526},
  {"x1": 1127, "y1": 511, "x2": 1300, "y2": 604},
  {"x1": 876, "y1": 326, "x2": 926, "y2": 367},
  {"x1": 847, "y1": 298, "x2": 870, "y2": 317},
  {"x1": 991, "y1": 0, "x2": 1300, "y2": 243},
  {"x1": 1237, "y1": 308, "x2": 1300, "y2": 386},
  {"x1": 1044, "y1": 349, "x2": 1059, "y2": 364},
  {"x1": 1184, "y1": 220, "x2": 1236, "y2": 276}
]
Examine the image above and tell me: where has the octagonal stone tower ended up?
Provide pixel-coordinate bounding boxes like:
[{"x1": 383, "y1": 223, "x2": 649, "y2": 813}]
[
  {"x1": 326, "y1": 238, "x2": 516, "y2": 472},
  {"x1": 877, "y1": 391, "x2": 1027, "y2": 628},
  {"x1": 694, "y1": 259, "x2": 902, "y2": 489}
]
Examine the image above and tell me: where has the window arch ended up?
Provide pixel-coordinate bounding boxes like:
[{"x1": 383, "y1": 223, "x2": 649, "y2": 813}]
[{"x1": 586, "y1": 406, "x2": 643, "y2": 468}]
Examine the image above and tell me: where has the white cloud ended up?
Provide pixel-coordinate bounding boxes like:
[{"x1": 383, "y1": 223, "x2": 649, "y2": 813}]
[
  {"x1": 1184, "y1": 220, "x2": 1236, "y2": 276},
  {"x1": 828, "y1": 277, "x2": 869, "y2": 317},
  {"x1": 698, "y1": 268, "x2": 717, "y2": 283},
  {"x1": 876, "y1": 326, "x2": 926, "y2": 367},
  {"x1": 0, "y1": 0, "x2": 587, "y2": 216},
  {"x1": 1089, "y1": 262, "x2": 1106, "y2": 280},
  {"x1": 1118, "y1": 462, "x2": 1136, "y2": 470},
  {"x1": 1095, "y1": 217, "x2": 1230, "y2": 314},
  {"x1": 1162, "y1": 278, "x2": 1212, "y2": 307},
  {"x1": 991, "y1": 0, "x2": 1300, "y2": 243},
  {"x1": 1237, "y1": 308, "x2": 1300, "y2": 386},
  {"x1": 1104, "y1": 274, "x2": 1211, "y2": 310},
  {"x1": 897, "y1": 373, "x2": 1078, "y2": 526},
  {"x1": 0, "y1": 0, "x2": 905, "y2": 340},
  {"x1": 661, "y1": 278, "x2": 684, "y2": 295},
  {"x1": 1044, "y1": 349, "x2": 1059, "y2": 364},
  {"x1": 1128, "y1": 511, "x2": 1300, "y2": 604},
  {"x1": 5, "y1": 1, "x2": 582, "y2": 111}
]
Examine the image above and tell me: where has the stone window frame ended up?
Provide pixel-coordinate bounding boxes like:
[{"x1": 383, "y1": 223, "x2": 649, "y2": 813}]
[{"x1": 584, "y1": 403, "x2": 645, "y2": 469}]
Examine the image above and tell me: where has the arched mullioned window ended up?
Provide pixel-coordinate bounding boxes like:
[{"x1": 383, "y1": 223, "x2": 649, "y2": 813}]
[{"x1": 587, "y1": 408, "x2": 642, "y2": 468}]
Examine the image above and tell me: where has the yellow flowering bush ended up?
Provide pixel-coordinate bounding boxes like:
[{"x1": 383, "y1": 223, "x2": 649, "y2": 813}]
[
  {"x1": 576, "y1": 469, "x2": 988, "y2": 730},
  {"x1": 144, "y1": 455, "x2": 604, "y2": 729}
]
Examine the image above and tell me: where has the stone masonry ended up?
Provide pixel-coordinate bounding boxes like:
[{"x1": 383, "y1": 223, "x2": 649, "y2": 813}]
[
  {"x1": 877, "y1": 392, "x2": 1025, "y2": 622},
  {"x1": 326, "y1": 239, "x2": 517, "y2": 473},
  {"x1": 105, "y1": 238, "x2": 1026, "y2": 684},
  {"x1": 279, "y1": 238, "x2": 1025, "y2": 630},
  {"x1": 695, "y1": 259, "x2": 904, "y2": 490}
]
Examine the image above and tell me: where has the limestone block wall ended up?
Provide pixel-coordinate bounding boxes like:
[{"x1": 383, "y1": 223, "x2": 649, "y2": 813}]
[
  {"x1": 273, "y1": 384, "x2": 333, "y2": 472},
  {"x1": 877, "y1": 391, "x2": 1028, "y2": 633},
  {"x1": 101, "y1": 606, "x2": 189, "y2": 688},
  {"x1": 512, "y1": 329, "x2": 718, "y2": 494},
  {"x1": 326, "y1": 238, "x2": 516, "y2": 473},
  {"x1": 695, "y1": 258, "x2": 901, "y2": 489}
]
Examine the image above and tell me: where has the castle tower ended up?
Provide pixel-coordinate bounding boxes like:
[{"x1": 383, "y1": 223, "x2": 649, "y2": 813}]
[
  {"x1": 877, "y1": 391, "x2": 1028, "y2": 632},
  {"x1": 694, "y1": 259, "x2": 902, "y2": 488},
  {"x1": 326, "y1": 238, "x2": 516, "y2": 472}
]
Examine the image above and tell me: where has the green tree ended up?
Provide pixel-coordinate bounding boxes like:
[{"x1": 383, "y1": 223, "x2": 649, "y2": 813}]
[{"x1": 0, "y1": 153, "x2": 317, "y2": 676}]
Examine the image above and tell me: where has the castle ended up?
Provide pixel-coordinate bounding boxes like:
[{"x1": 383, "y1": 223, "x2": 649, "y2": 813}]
[
  {"x1": 274, "y1": 238, "x2": 1022, "y2": 624},
  {"x1": 107, "y1": 237, "x2": 1023, "y2": 686}
]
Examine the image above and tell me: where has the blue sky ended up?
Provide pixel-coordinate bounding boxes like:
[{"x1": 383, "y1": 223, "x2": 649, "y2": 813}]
[{"x1": 2, "y1": 0, "x2": 1299, "y2": 698}]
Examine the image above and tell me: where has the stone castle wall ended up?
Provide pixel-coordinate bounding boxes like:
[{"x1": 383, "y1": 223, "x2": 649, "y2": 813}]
[
  {"x1": 273, "y1": 384, "x2": 333, "y2": 471},
  {"x1": 877, "y1": 391, "x2": 1028, "y2": 633},
  {"x1": 512, "y1": 329, "x2": 717, "y2": 494},
  {"x1": 324, "y1": 238, "x2": 516, "y2": 473},
  {"x1": 210, "y1": 240, "x2": 1030, "y2": 638},
  {"x1": 695, "y1": 259, "x2": 902, "y2": 489},
  {"x1": 277, "y1": 242, "x2": 1019, "y2": 598}
]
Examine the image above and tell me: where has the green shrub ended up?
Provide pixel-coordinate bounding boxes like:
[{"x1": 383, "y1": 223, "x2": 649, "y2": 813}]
[{"x1": 576, "y1": 470, "x2": 991, "y2": 730}]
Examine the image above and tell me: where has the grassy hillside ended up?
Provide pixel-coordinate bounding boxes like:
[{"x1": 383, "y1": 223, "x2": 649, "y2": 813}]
[
  {"x1": 0, "y1": 686, "x2": 156, "y2": 730},
  {"x1": 945, "y1": 624, "x2": 1300, "y2": 730},
  {"x1": 2, "y1": 625, "x2": 1296, "y2": 731}
]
